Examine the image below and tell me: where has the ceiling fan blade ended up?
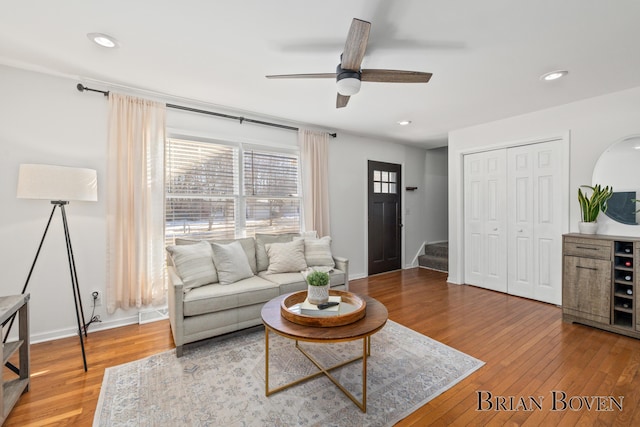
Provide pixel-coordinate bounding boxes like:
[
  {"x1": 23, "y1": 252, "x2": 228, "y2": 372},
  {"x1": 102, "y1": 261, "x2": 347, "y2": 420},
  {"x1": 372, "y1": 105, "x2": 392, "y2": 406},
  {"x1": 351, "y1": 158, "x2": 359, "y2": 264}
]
[
  {"x1": 361, "y1": 69, "x2": 432, "y2": 83},
  {"x1": 341, "y1": 19, "x2": 371, "y2": 71},
  {"x1": 266, "y1": 73, "x2": 336, "y2": 79},
  {"x1": 336, "y1": 93, "x2": 350, "y2": 108}
]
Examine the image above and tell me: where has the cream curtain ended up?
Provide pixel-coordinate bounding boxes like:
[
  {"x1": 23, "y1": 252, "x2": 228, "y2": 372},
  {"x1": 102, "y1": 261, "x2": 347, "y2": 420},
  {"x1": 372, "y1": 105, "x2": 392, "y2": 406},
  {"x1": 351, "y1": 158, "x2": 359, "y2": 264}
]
[
  {"x1": 299, "y1": 129, "x2": 331, "y2": 237},
  {"x1": 106, "y1": 93, "x2": 166, "y2": 314}
]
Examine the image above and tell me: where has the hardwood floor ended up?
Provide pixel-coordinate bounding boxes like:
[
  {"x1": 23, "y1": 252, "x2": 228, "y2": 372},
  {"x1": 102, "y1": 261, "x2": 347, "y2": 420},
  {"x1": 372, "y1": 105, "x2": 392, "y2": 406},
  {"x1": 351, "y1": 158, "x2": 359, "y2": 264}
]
[{"x1": 5, "y1": 268, "x2": 640, "y2": 426}]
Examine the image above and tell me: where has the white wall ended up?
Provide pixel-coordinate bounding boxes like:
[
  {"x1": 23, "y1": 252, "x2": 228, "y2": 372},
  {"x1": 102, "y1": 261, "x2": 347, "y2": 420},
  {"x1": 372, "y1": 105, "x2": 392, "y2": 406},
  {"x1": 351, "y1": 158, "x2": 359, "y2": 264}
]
[
  {"x1": 0, "y1": 65, "x2": 121, "y2": 343},
  {"x1": 327, "y1": 134, "x2": 429, "y2": 275},
  {"x1": 0, "y1": 64, "x2": 431, "y2": 341},
  {"x1": 424, "y1": 146, "x2": 448, "y2": 244},
  {"x1": 448, "y1": 86, "x2": 640, "y2": 284}
]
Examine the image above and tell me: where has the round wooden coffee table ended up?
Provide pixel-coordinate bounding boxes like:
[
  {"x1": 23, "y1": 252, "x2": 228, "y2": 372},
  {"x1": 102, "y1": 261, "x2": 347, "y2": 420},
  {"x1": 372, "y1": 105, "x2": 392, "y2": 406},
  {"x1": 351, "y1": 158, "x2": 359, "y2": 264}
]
[{"x1": 261, "y1": 291, "x2": 388, "y2": 412}]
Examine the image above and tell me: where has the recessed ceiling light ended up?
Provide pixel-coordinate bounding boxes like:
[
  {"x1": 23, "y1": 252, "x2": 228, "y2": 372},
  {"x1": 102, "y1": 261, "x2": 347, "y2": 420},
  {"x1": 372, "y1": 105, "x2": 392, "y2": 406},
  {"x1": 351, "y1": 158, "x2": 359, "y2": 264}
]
[
  {"x1": 87, "y1": 33, "x2": 119, "y2": 48},
  {"x1": 397, "y1": 120, "x2": 412, "y2": 126},
  {"x1": 540, "y1": 70, "x2": 568, "y2": 81}
]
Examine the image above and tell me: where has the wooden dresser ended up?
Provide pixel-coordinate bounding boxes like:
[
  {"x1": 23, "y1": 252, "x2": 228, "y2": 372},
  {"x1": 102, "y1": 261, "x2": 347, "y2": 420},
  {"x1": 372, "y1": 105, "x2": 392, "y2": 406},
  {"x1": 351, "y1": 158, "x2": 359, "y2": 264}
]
[{"x1": 563, "y1": 233, "x2": 640, "y2": 338}]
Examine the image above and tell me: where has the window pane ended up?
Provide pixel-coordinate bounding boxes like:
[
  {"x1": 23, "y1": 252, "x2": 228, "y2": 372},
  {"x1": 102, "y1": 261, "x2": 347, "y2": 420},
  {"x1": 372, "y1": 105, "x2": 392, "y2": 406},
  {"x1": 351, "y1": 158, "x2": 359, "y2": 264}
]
[
  {"x1": 165, "y1": 197, "x2": 236, "y2": 242},
  {"x1": 246, "y1": 198, "x2": 301, "y2": 236},
  {"x1": 374, "y1": 182, "x2": 381, "y2": 193},
  {"x1": 244, "y1": 150, "x2": 299, "y2": 197},
  {"x1": 166, "y1": 139, "x2": 238, "y2": 196},
  {"x1": 373, "y1": 170, "x2": 381, "y2": 181},
  {"x1": 382, "y1": 182, "x2": 389, "y2": 193},
  {"x1": 381, "y1": 171, "x2": 389, "y2": 182},
  {"x1": 389, "y1": 183, "x2": 397, "y2": 194},
  {"x1": 389, "y1": 172, "x2": 397, "y2": 183}
]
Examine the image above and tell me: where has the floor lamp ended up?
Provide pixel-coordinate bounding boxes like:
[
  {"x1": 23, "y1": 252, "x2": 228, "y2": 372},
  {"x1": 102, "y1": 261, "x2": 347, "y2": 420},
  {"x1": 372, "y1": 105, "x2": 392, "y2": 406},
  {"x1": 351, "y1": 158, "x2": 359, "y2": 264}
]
[{"x1": 13, "y1": 164, "x2": 98, "y2": 372}]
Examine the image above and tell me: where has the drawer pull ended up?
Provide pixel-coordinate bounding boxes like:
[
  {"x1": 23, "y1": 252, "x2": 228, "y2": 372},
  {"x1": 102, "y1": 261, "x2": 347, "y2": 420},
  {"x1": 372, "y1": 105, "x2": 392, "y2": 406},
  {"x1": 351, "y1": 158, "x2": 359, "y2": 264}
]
[
  {"x1": 576, "y1": 246, "x2": 599, "y2": 250},
  {"x1": 577, "y1": 266, "x2": 598, "y2": 271}
]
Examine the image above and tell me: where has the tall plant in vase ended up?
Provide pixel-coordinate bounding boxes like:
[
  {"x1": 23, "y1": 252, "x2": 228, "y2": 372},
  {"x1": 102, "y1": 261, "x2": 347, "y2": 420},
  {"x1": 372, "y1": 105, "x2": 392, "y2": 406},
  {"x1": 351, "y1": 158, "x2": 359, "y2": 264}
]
[{"x1": 577, "y1": 184, "x2": 613, "y2": 234}]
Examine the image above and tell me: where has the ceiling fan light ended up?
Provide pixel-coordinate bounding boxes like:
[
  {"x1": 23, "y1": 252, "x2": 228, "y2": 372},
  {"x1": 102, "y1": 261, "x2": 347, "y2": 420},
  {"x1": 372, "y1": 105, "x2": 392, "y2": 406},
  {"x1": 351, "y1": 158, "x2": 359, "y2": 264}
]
[{"x1": 336, "y1": 77, "x2": 361, "y2": 96}]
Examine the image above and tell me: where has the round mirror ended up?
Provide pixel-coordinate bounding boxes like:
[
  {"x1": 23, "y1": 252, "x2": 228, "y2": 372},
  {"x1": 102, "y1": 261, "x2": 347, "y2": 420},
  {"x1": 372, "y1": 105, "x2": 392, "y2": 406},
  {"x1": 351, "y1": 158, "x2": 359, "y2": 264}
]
[{"x1": 592, "y1": 134, "x2": 640, "y2": 225}]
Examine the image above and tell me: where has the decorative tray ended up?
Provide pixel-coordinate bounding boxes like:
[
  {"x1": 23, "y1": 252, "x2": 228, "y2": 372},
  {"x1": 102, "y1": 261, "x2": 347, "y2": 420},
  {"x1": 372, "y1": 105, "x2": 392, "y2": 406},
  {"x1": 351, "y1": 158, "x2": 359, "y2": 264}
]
[{"x1": 280, "y1": 289, "x2": 366, "y2": 327}]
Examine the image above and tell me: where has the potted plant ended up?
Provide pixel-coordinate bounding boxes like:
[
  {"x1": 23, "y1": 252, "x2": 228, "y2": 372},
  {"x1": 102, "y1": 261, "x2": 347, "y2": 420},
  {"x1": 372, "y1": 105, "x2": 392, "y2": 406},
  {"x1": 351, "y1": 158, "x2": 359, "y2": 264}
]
[
  {"x1": 305, "y1": 270, "x2": 330, "y2": 305},
  {"x1": 577, "y1": 184, "x2": 613, "y2": 234}
]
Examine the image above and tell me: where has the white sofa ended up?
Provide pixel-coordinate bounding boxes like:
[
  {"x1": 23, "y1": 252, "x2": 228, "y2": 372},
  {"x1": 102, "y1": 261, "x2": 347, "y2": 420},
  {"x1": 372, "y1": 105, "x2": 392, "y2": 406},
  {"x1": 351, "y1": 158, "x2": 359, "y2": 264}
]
[{"x1": 166, "y1": 233, "x2": 349, "y2": 357}]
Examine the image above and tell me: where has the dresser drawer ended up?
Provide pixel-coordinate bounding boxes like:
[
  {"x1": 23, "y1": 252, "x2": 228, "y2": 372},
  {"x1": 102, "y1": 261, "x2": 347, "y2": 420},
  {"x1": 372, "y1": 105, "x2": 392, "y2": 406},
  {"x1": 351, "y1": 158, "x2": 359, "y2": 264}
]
[{"x1": 563, "y1": 237, "x2": 612, "y2": 260}]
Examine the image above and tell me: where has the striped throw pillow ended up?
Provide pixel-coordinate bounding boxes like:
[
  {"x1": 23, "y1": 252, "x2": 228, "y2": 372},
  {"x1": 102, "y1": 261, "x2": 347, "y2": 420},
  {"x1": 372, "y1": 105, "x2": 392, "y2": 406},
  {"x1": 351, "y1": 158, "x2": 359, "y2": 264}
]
[{"x1": 166, "y1": 241, "x2": 218, "y2": 289}]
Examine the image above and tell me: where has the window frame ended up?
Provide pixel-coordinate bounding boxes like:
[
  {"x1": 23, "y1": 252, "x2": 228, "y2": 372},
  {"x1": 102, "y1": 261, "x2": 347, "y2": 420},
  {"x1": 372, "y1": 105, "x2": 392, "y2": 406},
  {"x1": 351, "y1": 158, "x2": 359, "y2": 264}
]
[{"x1": 164, "y1": 135, "x2": 302, "y2": 244}]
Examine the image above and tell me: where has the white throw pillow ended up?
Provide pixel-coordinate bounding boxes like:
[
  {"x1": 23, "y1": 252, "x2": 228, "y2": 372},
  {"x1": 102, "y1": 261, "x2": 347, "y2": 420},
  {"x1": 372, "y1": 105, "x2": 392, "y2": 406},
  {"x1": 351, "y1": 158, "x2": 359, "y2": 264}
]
[
  {"x1": 255, "y1": 233, "x2": 299, "y2": 272},
  {"x1": 211, "y1": 237, "x2": 257, "y2": 274},
  {"x1": 211, "y1": 241, "x2": 254, "y2": 285},
  {"x1": 266, "y1": 239, "x2": 308, "y2": 274},
  {"x1": 166, "y1": 241, "x2": 218, "y2": 289},
  {"x1": 303, "y1": 236, "x2": 335, "y2": 268}
]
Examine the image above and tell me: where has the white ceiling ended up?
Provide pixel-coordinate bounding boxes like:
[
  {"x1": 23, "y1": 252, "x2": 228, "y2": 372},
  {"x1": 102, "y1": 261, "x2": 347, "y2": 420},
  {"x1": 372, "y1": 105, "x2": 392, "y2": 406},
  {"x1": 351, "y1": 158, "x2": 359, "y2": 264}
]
[{"x1": 2, "y1": 1, "x2": 640, "y2": 148}]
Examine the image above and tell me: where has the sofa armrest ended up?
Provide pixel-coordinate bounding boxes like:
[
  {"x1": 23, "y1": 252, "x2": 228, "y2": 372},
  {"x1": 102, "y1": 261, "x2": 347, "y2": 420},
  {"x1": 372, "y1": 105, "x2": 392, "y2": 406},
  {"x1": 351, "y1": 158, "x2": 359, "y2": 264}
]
[
  {"x1": 167, "y1": 266, "x2": 185, "y2": 353},
  {"x1": 333, "y1": 256, "x2": 349, "y2": 291}
]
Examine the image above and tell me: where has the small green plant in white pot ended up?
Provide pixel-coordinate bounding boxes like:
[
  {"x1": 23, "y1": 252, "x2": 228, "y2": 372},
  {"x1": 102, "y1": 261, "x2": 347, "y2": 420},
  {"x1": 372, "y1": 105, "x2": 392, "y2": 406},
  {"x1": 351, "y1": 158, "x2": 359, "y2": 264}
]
[
  {"x1": 306, "y1": 270, "x2": 330, "y2": 305},
  {"x1": 577, "y1": 184, "x2": 613, "y2": 234}
]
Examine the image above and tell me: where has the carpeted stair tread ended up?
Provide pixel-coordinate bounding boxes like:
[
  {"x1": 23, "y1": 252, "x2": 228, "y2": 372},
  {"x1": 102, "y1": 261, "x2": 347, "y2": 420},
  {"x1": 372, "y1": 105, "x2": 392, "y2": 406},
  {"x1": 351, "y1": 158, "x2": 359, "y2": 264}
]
[{"x1": 419, "y1": 242, "x2": 449, "y2": 272}]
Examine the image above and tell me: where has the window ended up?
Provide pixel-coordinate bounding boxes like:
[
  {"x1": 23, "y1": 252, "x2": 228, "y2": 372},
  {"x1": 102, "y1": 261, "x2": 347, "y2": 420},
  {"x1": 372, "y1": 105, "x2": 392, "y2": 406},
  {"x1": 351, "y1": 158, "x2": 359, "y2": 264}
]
[
  {"x1": 165, "y1": 138, "x2": 301, "y2": 244},
  {"x1": 372, "y1": 169, "x2": 397, "y2": 194},
  {"x1": 244, "y1": 149, "x2": 301, "y2": 236}
]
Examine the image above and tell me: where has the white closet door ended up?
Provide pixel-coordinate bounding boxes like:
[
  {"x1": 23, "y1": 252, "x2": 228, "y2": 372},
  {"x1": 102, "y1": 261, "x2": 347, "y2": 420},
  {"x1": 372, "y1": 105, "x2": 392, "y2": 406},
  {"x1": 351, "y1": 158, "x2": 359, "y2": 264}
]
[
  {"x1": 507, "y1": 140, "x2": 563, "y2": 304},
  {"x1": 464, "y1": 150, "x2": 508, "y2": 293}
]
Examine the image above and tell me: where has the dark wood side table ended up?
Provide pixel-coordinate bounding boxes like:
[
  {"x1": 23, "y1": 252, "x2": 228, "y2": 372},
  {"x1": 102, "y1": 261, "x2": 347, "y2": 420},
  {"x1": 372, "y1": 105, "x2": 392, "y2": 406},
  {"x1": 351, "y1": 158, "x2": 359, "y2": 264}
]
[
  {"x1": 261, "y1": 291, "x2": 388, "y2": 412},
  {"x1": 0, "y1": 294, "x2": 30, "y2": 424}
]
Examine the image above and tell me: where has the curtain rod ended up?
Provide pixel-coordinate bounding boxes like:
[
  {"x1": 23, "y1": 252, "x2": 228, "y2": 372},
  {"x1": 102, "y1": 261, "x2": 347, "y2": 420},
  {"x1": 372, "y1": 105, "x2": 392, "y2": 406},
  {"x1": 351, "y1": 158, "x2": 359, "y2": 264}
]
[{"x1": 76, "y1": 84, "x2": 337, "y2": 138}]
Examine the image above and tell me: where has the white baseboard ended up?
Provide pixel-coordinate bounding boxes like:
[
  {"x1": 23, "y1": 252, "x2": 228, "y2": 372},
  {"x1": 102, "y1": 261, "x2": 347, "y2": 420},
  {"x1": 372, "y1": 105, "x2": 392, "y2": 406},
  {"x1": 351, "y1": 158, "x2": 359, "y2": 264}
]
[
  {"x1": 139, "y1": 307, "x2": 169, "y2": 324},
  {"x1": 409, "y1": 240, "x2": 428, "y2": 268},
  {"x1": 348, "y1": 273, "x2": 367, "y2": 281},
  {"x1": 30, "y1": 315, "x2": 140, "y2": 344}
]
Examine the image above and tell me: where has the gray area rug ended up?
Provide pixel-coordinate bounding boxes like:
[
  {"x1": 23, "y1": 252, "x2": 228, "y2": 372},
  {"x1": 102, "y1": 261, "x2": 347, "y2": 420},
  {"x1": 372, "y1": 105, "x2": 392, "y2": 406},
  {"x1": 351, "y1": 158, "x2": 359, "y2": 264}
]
[{"x1": 94, "y1": 320, "x2": 484, "y2": 426}]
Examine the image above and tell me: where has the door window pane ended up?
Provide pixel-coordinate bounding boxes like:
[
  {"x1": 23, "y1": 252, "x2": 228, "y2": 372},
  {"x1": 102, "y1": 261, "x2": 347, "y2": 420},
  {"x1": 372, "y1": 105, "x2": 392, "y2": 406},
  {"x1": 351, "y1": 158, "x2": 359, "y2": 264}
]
[{"x1": 372, "y1": 167, "x2": 397, "y2": 194}]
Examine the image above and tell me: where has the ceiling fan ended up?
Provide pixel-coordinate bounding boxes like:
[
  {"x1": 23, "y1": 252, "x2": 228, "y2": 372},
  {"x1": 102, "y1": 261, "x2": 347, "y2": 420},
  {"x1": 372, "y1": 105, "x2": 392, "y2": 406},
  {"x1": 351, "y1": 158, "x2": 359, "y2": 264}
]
[{"x1": 266, "y1": 18, "x2": 432, "y2": 108}]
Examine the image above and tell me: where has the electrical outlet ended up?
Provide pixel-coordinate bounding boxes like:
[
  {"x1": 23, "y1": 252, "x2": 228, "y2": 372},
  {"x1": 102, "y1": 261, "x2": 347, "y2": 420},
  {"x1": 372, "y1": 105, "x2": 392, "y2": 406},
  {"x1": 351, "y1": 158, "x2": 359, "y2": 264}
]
[{"x1": 91, "y1": 290, "x2": 102, "y2": 307}]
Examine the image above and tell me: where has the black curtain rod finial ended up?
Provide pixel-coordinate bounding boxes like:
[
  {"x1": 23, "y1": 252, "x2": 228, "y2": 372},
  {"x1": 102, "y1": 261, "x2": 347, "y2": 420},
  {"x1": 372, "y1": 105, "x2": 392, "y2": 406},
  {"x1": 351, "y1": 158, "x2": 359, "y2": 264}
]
[{"x1": 77, "y1": 83, "x2": 109, "y2": 96}]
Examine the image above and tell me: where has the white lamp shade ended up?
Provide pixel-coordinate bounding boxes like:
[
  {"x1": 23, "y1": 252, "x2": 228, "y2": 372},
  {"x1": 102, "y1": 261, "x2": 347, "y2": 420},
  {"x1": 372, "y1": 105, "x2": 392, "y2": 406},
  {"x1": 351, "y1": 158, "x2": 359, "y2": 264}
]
[{"x1": 17, "y1": 164, "x2": 98, "y2": 202}]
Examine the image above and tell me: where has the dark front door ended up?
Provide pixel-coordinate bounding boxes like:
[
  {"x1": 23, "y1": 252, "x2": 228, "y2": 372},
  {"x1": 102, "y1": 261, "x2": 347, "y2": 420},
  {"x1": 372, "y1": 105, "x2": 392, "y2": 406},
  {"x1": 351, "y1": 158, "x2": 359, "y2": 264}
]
[{"x1": 368, "y1": 160, "x2": 402, "y2": 275}]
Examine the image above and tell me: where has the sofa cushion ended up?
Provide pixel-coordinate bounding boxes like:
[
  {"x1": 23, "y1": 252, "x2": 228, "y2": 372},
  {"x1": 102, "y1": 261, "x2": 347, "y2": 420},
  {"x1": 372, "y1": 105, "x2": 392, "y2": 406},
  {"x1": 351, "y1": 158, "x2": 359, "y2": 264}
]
[
  {"x1": 211, "y1": 241, "x2": 254, "y2": 285},
  {"x1": 183, "y1": 276, "x2": 279, "y2": 316},
  {"x1": 166, "y1": 241, "x2": 217, "y2": 289},
  {"x1": 266, "y1": 239, "x2": 307, "y2": 274},
  {"x1": 302, "y1": 236, "x2": 335, "y2": 268},
  {"x1": 210, "y1": 237, "x2": 257, "y2": 274},
  {"x1": 258, "y1": 268, "x2": 346, "y2": 295},
  {"x1": 255, "y1": 233, "x2": 299, "y2": 272}
]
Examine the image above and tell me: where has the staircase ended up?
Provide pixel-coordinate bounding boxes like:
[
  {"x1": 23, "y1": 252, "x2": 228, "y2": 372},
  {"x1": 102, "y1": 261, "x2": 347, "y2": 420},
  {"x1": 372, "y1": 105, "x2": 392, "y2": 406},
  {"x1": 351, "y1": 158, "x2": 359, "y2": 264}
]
[{"x1": 418, "y1": 242, "x2": 448, "y2": 272}]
